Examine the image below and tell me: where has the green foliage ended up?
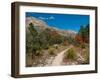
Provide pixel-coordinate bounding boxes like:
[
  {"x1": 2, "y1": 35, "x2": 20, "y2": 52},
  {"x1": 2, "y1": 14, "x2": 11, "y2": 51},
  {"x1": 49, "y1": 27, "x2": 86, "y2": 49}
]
[
  {"x1": 28, "y1": 23, "x2": 38, "y2": 36},
  {"x1": 26, "y1": 22, "x2": 73, "y2": 56},
  {"x1": 78, "y1": 26, "x2": 85, "y2": 37},
  {"x1": 42, "y1": 28, "x2": 66, "y2": 45},
  {"x1": 35, "y1": 50, "x2": 43, "y2": 56},
  {"x1": 80, "y1": 43, "x2": 86, "y2": 49},
  {"x1": 67, "y1": 36, "x2": 79, "y2": 46},
  {"x1": 65, "y1": 48, "x2": 77, "y2": 60},
  {"x1": 83, "y1": 50, "x2": 89, "y2": 64},
  {"x1": 26, "y1": 23, "x2": 39, "y2": 55},
  {"x1": 78, "y1": 24, "x2": 89, "y2": 43},
  {"x1": 84, "y1": 24, "x2": 89, "y2": 43},
  {"x1": 48, "y1": 48, "x2": 55, "y2": 55}
]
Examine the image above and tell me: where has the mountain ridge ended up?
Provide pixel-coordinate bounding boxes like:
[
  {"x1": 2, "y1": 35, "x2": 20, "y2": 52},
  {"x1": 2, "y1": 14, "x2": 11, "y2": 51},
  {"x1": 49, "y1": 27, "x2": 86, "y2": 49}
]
[{"x1": 26, "y1": 17, "x2": 77, "y2": 38}]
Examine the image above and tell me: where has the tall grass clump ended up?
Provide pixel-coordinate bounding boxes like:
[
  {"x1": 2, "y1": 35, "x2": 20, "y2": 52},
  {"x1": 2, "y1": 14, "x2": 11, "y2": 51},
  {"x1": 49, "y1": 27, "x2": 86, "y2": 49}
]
[
  {"x1": 48, "y1": 48, "x2": 55, "y2": 55},
  {"x1": 65, "y1": 48, "x2": 77, "y2": 60}
]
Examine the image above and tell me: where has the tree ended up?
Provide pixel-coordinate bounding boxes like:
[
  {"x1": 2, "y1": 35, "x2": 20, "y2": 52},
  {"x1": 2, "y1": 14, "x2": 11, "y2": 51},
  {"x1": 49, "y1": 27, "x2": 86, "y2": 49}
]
[
  {"x1": 84, "y1": 24, "x2": 89, "y2": 43},
  {"x1": 78, "y1": 25, "x2": 86, "y2": 43},
  {"x1": 28, "y1": 23, "x2": 38, "y2": 36},
  {"x1": 26, "y1": 23, "x2": 41, "y2": 57},
  {"x1": 76, "y1": 24, "x2": 89, "y2": 44}
]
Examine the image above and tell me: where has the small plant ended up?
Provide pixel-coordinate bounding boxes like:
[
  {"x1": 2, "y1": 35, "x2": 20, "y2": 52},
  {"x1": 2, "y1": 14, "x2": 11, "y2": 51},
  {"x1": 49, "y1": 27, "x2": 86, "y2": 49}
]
[
  {"x1": 83, "y1": 50, "x2": 89, "y2": 64},
  {"x1": 48, "y1": 48, "x2": 55, "y2": 55},
  {"x1": 65, "y1": 48, "x2": 77, "y2": 60},
  {"x1": 80, "y1": 43, "x2": 86, "y2": 49},
  {"x1": 35, "y1": 50, "x2": 42, "y2": 56}
]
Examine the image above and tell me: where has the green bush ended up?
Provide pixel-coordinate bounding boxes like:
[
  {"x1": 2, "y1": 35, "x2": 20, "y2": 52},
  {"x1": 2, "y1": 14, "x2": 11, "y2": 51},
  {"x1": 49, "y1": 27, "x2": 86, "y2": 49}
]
[
  {"x1": 35, "y1": 50, "x2": 42, "y2": 56},
  {"x1": 80, "y1": 43, "x2": 86, "y2": 49},
  {"x1": 83, "y1": 50, "x2": 89, "y2": 64},
  {"x1": 65, "y1": 48, "x2": 77, "y2": 60},
  {"x1": 48, "y1": 48, "x2": 55, "y2": 55}
]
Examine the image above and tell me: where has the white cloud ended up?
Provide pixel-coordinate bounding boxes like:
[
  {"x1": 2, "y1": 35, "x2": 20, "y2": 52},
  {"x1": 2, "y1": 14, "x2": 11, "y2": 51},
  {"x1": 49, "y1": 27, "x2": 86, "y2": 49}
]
[
  {"x1": 49, "y1": 16, "x2": 55, "y2": 20},
  {"x1": 38, "y1": 16, "x2": 55, "y2": 20},
  {"x1": 38, "y1": 17, "x2": 45, "y2": 20}
]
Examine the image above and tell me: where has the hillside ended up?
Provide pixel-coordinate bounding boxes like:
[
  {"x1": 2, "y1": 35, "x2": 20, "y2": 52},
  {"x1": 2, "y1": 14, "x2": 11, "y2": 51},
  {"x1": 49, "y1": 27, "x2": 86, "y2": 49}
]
[
  {"x1": 26, "y1": 17, "x2": 77, "y2": 38},
  {"x1": 26, "y1": 16, "x2": 89, "y2": 67}
]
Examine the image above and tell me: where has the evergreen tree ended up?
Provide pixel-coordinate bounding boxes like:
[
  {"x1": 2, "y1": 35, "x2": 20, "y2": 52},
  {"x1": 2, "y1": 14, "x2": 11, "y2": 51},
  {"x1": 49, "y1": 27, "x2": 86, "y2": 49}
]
[{"x1": 77, "y1": 24, "x2": 89, "y2": 43}]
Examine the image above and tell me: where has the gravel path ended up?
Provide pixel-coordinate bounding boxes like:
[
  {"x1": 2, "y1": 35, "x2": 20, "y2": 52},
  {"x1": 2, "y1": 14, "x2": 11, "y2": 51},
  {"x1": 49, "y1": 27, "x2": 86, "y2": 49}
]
[{"x1": 51, "y1": 45, "x2": 73, "y2": 66}]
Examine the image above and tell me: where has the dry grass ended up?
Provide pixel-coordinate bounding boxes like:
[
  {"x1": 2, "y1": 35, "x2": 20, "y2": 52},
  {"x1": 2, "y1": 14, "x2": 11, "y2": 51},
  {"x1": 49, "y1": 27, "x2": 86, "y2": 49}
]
[{"x1": 64, "y1": 48, "x2": 77, "y2": 61}]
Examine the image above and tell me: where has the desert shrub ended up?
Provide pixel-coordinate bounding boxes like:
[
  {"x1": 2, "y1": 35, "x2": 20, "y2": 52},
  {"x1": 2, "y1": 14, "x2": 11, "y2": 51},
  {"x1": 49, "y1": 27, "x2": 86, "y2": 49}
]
[
  {"x1": 53, "y1": 44, "x2": 59, "y2": 49},
  {"x1": 35, "y1": 50, "x2": 42, "y2": 56},
  {"x1": 80, "y1": 43, "x2": 86, "y2": 49},
  {"x1": 82, "y1": 50, "x2": 89, "y2": 64},
  {"x1": 48, "y1": 48, "x2": 55, "y2": 55},
  {"x1": 67, "y1": 36, "x2": 79, "y2": 46},
  {"x1": 65, "y1": 48, "x2": 77, "y2": 60}
]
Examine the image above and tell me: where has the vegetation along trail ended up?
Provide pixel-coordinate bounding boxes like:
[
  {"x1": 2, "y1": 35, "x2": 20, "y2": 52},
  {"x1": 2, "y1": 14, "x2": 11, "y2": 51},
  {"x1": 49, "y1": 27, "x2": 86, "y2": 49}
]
[{"x1": 51, "y1": 45, "x2": 73, "y2": 66}]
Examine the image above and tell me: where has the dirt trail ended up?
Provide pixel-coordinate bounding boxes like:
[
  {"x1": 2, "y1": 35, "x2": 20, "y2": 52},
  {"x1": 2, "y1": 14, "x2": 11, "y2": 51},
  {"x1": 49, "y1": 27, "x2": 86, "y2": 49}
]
[{"x1": 51, "y1": 45, "x2": 73, "y2": 66}]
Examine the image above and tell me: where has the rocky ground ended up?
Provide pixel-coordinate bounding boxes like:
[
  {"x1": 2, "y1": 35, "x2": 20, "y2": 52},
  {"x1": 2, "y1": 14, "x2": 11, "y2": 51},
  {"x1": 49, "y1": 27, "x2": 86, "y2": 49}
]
[{"x1": 26, "y1": 45, "x2": 89, "y2": 67}]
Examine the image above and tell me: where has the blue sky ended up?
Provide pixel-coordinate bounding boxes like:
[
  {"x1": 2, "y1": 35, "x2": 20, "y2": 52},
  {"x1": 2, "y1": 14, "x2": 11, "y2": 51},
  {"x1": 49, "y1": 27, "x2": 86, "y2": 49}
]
[{"x1": 26, "y1": 12, "x2": 89, "y2": 32}]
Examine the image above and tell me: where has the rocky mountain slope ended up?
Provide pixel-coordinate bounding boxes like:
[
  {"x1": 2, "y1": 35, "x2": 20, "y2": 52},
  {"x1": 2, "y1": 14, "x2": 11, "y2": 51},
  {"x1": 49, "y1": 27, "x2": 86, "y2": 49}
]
[{"x1": 26, "y1": 17, "x2": 77, "y2": 38}]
